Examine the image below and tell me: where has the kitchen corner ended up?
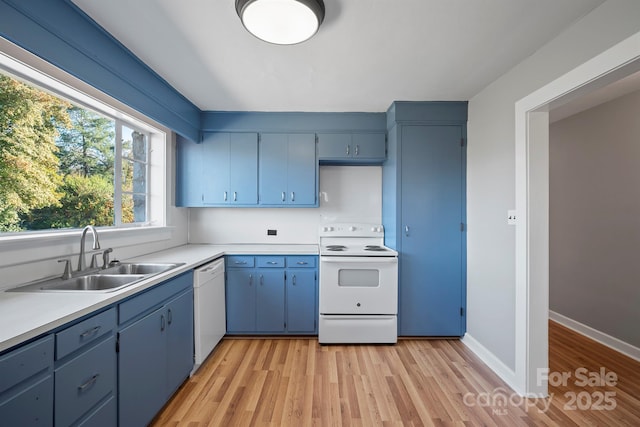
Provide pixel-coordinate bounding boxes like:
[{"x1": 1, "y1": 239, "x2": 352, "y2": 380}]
[{"x1": 0, "y1": 243, "x2": 318, "y2": 353}]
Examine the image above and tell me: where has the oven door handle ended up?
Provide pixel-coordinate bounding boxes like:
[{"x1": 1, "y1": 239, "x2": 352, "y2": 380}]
[{"x1": 320, "y1": 257, "x2": 398, "y2": 264}]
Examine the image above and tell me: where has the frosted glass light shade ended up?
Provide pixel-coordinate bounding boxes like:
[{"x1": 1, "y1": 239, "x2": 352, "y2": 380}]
[{"x1": 236, "y1": 0, "x2": 325, "y2": 45}]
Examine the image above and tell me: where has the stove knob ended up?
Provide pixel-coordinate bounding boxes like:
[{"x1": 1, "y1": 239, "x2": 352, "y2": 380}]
[
  {"x1": 349, "y1": 226, "x2": 356, "y2": 231},
  {"x1": 323, "y1": 226, "x2": 334, "y2": 232}
]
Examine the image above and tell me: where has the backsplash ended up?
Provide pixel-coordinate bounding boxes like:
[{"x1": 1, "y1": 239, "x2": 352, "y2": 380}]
[{"x1": 188, "y1": 166, "x2": 382, "y2": 244}]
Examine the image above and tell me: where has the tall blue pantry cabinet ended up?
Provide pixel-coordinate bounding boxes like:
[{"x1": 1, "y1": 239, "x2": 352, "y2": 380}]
[{"x1": 383, "y1": 102, "x2": 467, "y2": 336}]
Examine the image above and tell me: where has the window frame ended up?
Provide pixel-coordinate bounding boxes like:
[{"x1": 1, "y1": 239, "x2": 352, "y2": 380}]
[{"x1": 0, "y1": 40, "x2": 169, "y2": 243}]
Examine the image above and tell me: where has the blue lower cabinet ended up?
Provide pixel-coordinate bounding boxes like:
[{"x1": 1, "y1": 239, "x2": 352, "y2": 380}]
[
  {"x1": 256, "y1": 270, "x2": 285, "y2": 332},
  {"x1": 226, "y1": 255, "x2": 317, "y2": 335},
  {"x1": 75, "y1": 396, "x2": 116, "y2": 427},
  {"x1": 118, "y1": 284, "x2": 194, "y2": 427},
  {"x1": 118, "y1": 306, "x2": 167, "y2": 427},
  {"x1": 286, "y1": 270, "x2": 317, "y2": 333},
  {"x1": 0, "y1": 375, "x2": 53, "y2": 427},
  {"x1": 54, "y1": 336, "x2": 116, "y2": 427}
]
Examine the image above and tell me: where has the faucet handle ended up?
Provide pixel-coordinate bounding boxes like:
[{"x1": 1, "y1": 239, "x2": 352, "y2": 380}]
[
  {"x1": 102, "y1": 248, "x2": 113, "y2": 269},
  {"x1": 58, "y1": 259, "x2": 72, "y2": 280}
]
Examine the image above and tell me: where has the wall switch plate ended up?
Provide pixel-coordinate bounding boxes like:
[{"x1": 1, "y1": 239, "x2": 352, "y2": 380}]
[
  {"x1": 267, "y1": 229, "x2": 277, "y2": 236},
  {"x1": 507, "y1": 210, "x2": 516, "y2": 225}
]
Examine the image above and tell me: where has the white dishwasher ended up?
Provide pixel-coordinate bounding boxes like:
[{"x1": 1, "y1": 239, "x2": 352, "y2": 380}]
[{"x1": 193, "y1": 258, "x2": 225, "y2": 370}]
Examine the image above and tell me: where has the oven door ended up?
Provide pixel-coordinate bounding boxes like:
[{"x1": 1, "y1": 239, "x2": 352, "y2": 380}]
[{"x1": 319, "y1": 256, "x2": 398, "y2": 315}]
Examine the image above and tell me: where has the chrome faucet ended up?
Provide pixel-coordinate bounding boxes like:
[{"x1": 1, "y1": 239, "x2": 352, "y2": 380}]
[{"x1": 78, "y1": 225, "x2": 101, "y2": 272}]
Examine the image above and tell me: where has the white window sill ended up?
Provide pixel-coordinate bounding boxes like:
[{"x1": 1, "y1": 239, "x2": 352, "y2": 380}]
[{"x1": 0, "y1": 226, "x2": 175, "y2": 252}]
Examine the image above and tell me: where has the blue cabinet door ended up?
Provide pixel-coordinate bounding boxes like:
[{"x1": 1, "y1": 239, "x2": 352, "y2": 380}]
[
  {"x1": 226, "y1": 270, "x2": 256, "y2": 332},
  {"x1": 352, "y1": 133, "x2": 386, "y2": 160},
  {"x1": 166, "y1": 290, "x2": 194, "y2": 396},
  {"x1": 317, "y1": 133, "x2": 350, "y2": 159},
  {"x1": 259, "y1": 133, "x2": 317, "y2": 206},
  {"x1": 287, "y1": 134, "x2": 317, "y2": 205},
  {"x1": 229, "y1": 133, "x2": 258, "y2": 204},
  {"x1": 256, "y1": 270, "x2": 285, "y2": 332},
  {"x1": 202, "y1": 132, "x2": 230, "y2": 205},
  {"x1": 259, "y1": 134, "x2": 289, "y2": 205},
  {"x1": 118, "y1": 307, "x2": 166, "y2": 427},
  {"x1": 175, "y1": 138, "x2": 203, "y2": 206},
  {"x1": 286, "y1": 270, "x2": 316, "y2": 333},
  {"x1": 0, "y1": 375, "x2": 53, "y2": 427},
  {"x1": 202, "y1": 132, "x2": 258, "y2": 205},
  {"x1": 399, "y1": 125, "x2": 464, "y2": 336}
]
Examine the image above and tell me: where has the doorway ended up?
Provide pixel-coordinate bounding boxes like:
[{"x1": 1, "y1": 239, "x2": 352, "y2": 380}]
[{"x1": 514, "y1": 32, "x2": 640, "y2": 396}]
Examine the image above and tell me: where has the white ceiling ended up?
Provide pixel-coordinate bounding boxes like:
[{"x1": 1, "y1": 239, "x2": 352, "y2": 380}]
[{"x1": 71, "y1": 0, "x2": 606, "y2": 112}]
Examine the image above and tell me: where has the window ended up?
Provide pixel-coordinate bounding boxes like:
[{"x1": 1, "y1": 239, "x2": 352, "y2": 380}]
[{"x1": 0, "y1": 53, "x2": 165, "y2": 234}]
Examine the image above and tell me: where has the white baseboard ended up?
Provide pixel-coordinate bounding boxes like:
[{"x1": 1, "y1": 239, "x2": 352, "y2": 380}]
[
  {"x1": 549, "y1": 310, "x2": 640, "y2": 362},
  {"x1": 461, "y1": 333, "x2": 520, "y2": 393}
]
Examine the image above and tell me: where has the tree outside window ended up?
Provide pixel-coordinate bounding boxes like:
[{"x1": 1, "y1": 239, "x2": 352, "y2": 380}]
[{"x1": 0, "y1": 73, "x2": 148, "y2": 232}]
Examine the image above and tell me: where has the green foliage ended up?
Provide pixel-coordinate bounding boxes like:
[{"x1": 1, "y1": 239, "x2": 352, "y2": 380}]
[
  {"x1": 57, "y1": 106, "x2": 115, "y2": 177},
  {"x1": 23, "y1": 174, "x2": 114, "y2": 229},
  {"x1": 0, "y1": 75, "x2": 70, "y2": 231}
]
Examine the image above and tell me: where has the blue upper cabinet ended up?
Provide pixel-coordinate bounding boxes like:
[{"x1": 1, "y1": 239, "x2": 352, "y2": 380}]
[
  {"x1": 175, "y1": 135, "x2": 203, "y2": 207},
  {"x1": 203, "y1": 132, "x2": 258, "y2": 206},
  {"x1": 259, "y1": 134, "x2": 317, "y2": 207},
  {"x1": 318, "y1": 132, "x2": 386, "y2": 164}
]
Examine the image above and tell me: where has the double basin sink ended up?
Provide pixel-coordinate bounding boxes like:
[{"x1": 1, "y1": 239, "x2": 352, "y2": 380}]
[{"x1": 10, "y1": 262, "x2": 185, "y2": 293}]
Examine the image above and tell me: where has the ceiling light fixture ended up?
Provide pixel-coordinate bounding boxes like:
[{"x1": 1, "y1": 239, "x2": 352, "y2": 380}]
[{"x1": 235, "y1": 0, "x2": 325, "y2": 45}]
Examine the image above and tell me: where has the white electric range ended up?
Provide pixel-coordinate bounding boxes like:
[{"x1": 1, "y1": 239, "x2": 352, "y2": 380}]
[{"x1": 318, "y1": 223, "x2": 398, "y2": 344}]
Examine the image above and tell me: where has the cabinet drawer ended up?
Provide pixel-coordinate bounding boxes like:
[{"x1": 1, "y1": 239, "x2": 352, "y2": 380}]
[
  {"x1": 56, "y1": 308, "x2": 116, "y2": 360},
  {"x1": 0, "y1": 335, "x2": 53, "y2": 394},
  {"x1": 256, "y1": 256, "x2": 285, "y2": 268},
  {"x1": 226, "y1": 256, "x2": 254, "y2": 268},
  {"x1": 287, "y1": 256, "x2": 316, "y2": 268},
  {"x1": 76, "y1": 395, "x2": 116, "y2": 427},
  {"x1": 119, "y1": 271, "x2": 193, "y2": 325},
  {"x1": 0, "y1": 375, "x2": 53, "y2": 427},
  {"x1": 55, "y1": 336, "x2": 116, "y2": 427}
]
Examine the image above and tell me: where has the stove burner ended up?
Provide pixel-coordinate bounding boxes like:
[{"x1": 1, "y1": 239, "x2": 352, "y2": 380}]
[
  {"x1": 365, "y1": 245, "x2": 388, "y2": 252},
  {"x1": 325, "y1": 245, "x2": 347, "y2": 252}
]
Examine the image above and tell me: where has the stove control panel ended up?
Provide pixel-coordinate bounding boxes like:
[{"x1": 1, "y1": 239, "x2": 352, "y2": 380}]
[{"x1": 319, "y1": 223, "x2": 385, "y2": 237}]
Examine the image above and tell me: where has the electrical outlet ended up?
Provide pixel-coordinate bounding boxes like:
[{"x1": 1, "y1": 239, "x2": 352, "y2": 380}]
[
  {"x1": 507, "y1": 210, "x2": 516, "y2": 225},
  {"x1": 267, "y1": 229, "x2": 277, "y2": 236}
]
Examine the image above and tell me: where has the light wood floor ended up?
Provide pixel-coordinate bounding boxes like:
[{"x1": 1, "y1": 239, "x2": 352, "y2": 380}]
[{"x1": 152, "y1": 321, "x2": 640, "y2": 426}]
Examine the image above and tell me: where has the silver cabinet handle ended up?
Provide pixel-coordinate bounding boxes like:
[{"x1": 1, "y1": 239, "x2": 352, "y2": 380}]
[
  {"x1": 296, "y1": 261, "x2": 308, "y2": 265},
  {"x1": 249, "y1": 274, "x2": 253, "y2": 286},
  {"x1": 260, "y1": 275, "x2": 264, "y2": 286},
  {"x1": 161, "y1": 314, "x2": 166, "y2": 331},
  {"x1": 292, "y1": 275, "x2": 297, "y2": 286},
  {"x1": 346, "y1": 145, "x2": 350, "y2": 155},
  {"x1": 267, "y1": 261, "x2": 278, "y2": 265},
  {"x1": 355, "y1": 145, "x2": 359, "y2": 156},
  {"x1": 167, "y1": 308, "x2": 173, "y2": 325},
  {"x1": 224, "y1": 191, "x2": 228, "y2": 201},
  {"x1": 78, "y1": 374, "x2": 99, "y2": 392},
  {"x1": 80, "y1": 326, "x2": 101, "y2": 338},
  {"x1": 405, "y1": 225, "x2": 410, "y2": 236},
  {"x1": 282, "y1": 192, "x2": 286, "y2": 202},
  {"x1": 233, "y1": 191, "x2": 237, "y2": 201},
  {"x1": 234, "y1": 260, "x2": 247, "y2": 265},
  {"x1": 290, "y1": 192, "x2": 295, "y2": 202}
]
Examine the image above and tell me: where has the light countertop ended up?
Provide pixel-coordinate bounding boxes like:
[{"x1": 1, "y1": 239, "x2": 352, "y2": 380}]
[{"x1": 0, "y1": 243, "x2": 318, "y2": 353}]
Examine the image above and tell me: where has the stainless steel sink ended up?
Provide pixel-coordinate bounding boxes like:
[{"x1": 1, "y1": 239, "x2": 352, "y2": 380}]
[
  {"x1": 8, "y1": 262, "x2": 184, "y2": 293},
  {"x1": 100, "y1": 262, "x2": 184, "y2": 275},
  {"x1": 10, "y1": 274, "x2": 146, "y2": 292}
]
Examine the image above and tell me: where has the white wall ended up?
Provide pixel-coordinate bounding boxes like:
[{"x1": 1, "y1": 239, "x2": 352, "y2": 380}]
[
  {"x1": 466, "y1": 0, "x2": 640, "y2": 373},
  {"x1": 189, "y1": 166, "x2": 382, "y2": 244},
  {"x1": 550, "y1": 89, "x2": 640, "y2": 348}
]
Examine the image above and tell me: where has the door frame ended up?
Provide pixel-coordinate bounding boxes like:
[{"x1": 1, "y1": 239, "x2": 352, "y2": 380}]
[{"x1": 514, "y1": 32, "x2": 640, "y2": 396}]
